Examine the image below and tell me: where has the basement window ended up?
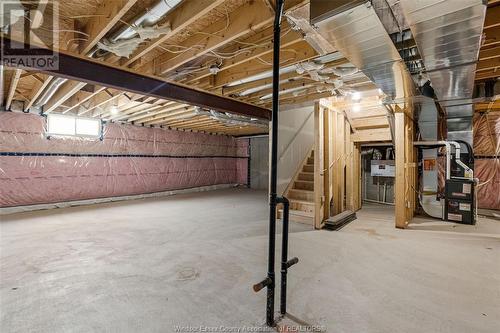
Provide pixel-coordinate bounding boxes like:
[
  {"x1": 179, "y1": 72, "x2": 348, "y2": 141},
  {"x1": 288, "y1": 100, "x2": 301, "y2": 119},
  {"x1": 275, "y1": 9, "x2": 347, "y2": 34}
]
[{"x1": 47, "y1": 114, "x2": 101, "y2": 138}]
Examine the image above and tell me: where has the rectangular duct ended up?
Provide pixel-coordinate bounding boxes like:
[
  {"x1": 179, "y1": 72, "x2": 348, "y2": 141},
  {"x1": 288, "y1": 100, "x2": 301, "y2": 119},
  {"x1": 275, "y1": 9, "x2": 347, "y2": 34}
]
[
  {"x1": 310, "y1": 0, "x2": 365, "y2": 24},
  {"x1": 398, "y1": 0, "x2": 487, "y2": 146},
  {"x1": 412, "y1": 95, "x2": 441, "y2": 140},
  {"x1": 311, "y1": 0, "x2": 441, "y2": 140},
  {"x1": 312, "y1": 1, "x2": 417, "y2": 101}
]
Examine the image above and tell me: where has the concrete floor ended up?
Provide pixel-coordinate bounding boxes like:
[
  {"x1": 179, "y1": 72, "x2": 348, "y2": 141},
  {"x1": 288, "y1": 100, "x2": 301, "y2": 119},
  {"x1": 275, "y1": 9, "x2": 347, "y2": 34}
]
[{"x1": 1, "y1": 188, "x2": 499, "y2": 332}]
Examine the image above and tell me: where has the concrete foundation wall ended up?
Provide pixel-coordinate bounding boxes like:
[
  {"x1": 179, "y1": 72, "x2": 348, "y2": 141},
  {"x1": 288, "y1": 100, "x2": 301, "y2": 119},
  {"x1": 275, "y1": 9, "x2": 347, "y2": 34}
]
[{"x1": 249, "y1": 136, "x2": 269, "y2": 190}]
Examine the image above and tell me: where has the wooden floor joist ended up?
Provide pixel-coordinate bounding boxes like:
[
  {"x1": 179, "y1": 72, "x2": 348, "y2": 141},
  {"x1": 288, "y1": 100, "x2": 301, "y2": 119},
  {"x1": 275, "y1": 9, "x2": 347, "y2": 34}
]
[{"x1": 2, "y1": 0, "x2": 498, "y2": 138}]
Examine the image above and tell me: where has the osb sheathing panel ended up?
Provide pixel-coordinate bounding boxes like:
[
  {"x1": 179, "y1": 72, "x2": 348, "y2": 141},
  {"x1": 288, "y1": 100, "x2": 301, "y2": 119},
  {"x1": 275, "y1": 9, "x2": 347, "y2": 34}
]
[
  {"x1": 59, "y1": 0, "x2": 105, "y2": 30},
  {"x1": 161, "y1": 0, "x2": 249, "y2": 45},
  {"x1": 3, "y1": 69, "x2": 15, "y2": 97},
  {"x1": 142, "y1": 0, "x2": 251, "y2": 64},
  {"x1": 15, "y1": 73, "x2": 40, "y2": 95}
]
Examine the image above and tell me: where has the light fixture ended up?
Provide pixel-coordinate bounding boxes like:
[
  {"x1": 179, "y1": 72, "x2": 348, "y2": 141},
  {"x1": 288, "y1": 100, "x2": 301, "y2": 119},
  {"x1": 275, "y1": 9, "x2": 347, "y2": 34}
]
[{"x1": 351, "y1": 91, "x2": 361, "y2": 101}]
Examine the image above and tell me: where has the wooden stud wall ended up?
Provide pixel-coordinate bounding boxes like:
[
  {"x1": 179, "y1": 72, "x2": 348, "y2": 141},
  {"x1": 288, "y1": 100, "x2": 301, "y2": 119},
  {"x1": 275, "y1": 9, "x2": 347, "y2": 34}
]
[{"x1": 311, "y1": 100, "x2": 362, "y2": 229}]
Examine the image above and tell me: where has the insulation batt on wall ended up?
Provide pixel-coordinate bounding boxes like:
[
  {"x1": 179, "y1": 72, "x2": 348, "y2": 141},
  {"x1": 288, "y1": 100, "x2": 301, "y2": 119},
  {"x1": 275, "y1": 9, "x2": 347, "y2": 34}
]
[
  {"x1": 472, "y1": 112, "x2": 500, "y2": 210},
  {"x1": 0, "y1": 113, "x2": 248, "y2": 207}
]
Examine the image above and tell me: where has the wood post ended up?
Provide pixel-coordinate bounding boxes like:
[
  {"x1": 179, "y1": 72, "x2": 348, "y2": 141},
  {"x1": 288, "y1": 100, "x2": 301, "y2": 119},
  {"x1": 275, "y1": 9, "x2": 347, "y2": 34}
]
[
  {"x1": 332, "y1": 110, "x2": 346, "y2": 215},
  {"x1": 313, "y1": 100, "x2": 362, "y2": 228},
  {"x1": 313, "y1": 102, "x2": 324, "y2": 229},
  {"x1": 394, "y1": 108, "x2": 416, "y2": 228},
  {"x1": 353, "y1": 143, "x2": 362, "y2": 211},
  {"x1": 323, "y1": 105, "x2": 331, "y2": 220}
]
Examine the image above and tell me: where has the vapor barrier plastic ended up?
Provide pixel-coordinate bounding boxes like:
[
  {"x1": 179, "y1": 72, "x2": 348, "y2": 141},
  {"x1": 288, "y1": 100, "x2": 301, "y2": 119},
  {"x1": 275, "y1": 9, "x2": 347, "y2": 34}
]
[
  {"x1": 0, "y1": 112, "x2": 249, "y2": 207},
  {"x1": 473, "y1": 112, "x2": 499, "y2": 210},
  {"x1": 473, "y1": 113, "x2": 500, "y2": 156},
  {"x1": 475, "y1": 159, "x2": 500, "y2": 210}
]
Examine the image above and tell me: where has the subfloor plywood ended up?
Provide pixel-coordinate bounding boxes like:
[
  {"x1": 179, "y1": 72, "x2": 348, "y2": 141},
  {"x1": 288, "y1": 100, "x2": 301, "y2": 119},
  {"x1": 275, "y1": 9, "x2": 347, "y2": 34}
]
[{"x1": 1, "y1": 190, "x2": 499, "y2": 332}]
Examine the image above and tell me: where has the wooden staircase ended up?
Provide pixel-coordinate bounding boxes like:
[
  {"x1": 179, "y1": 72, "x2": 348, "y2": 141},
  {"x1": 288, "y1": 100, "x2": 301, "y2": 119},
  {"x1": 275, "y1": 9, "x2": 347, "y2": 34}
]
[{"x1": 278, "y1": 150, "x2": 315, "y2": 225}]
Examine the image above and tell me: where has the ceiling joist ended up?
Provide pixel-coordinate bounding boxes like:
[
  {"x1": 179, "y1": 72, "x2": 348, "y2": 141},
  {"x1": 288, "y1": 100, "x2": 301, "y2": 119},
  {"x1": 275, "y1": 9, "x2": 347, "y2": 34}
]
[{"x1": 79, "y1": 0, "x2": 138, "y2": 55}]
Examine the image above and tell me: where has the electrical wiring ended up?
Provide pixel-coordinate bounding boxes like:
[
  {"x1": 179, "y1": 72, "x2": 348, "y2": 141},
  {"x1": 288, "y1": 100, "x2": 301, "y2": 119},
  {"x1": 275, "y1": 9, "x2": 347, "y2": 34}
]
[
  {"x1": 194, "y1": 5, "x2": 230, "y2": 38},
  {"x1": 255, "y1": 52, "x2": 299, "y2": 66},
  {"x1": 23, "y1": 13, "x2": 91, "y2": 38},
  {"x1": 64, "y1": 38, "x2": 88, "y2": 47},
  {"x1": 231, "y1": 28, "x2": 293, "y2": 48},
  {"x1": 62, "y1": 6, "x2": 294, "y2": 72},
  {"x1": 157, "y1": 44, "x2": 199, "y2": 54},
  {"x1": 208, "y1": 49, "x2": 251, "y2": 59}
]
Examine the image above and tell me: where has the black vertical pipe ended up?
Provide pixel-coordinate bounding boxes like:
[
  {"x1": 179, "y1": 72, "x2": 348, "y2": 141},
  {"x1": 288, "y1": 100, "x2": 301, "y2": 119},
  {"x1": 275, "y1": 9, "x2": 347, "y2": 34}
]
[
  {"x1": 280, "y1": 197, "x2": 290, "y2": 314},
  {"x1": 277, "y1": 196, "x2": 299, "y2": 315},
  {"x1": 266, "y1": 0, "x2": 285, "y2": 327}
]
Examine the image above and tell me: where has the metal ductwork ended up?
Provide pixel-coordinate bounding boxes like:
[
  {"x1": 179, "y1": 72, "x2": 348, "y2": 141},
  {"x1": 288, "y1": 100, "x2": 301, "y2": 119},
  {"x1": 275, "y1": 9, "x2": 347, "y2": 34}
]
[
  {"x1": 285, "y1": 4, "x2": 336, "y2": 56},
  {"x1": 398, "y1": 0, "x2": 487, "y2": 147},
  {"x1": 34, "y1": 78, "x2": 67, "y2": 108},
  {"x1": 413, "y1": 95, "x2": 441, "y2": 140},
  {"x1": 111, "y1": 0, "x2": 180, "y2": 42},
  {"x1": 312, "y1": 0, "x2": 417, "y2": 101},
  {"x1": 94, "y1": 0, "x2": 181, "y2": 58}
]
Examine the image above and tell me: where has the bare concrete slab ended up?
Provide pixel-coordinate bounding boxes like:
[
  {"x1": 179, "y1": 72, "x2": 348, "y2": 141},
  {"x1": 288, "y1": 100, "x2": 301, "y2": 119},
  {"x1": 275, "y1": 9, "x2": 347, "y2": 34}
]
[{"x1": 1, "y1": 189, "x2": 499, "y2": 332}]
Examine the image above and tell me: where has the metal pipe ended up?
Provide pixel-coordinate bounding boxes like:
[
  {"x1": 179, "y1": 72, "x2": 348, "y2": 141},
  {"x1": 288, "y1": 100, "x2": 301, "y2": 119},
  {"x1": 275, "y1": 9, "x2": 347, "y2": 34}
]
[
  {"x1": 414, "y1": 140, "x2": 474, "y2": 180},
  {"x1": 448, "y1": 141, "x2": 474, "y2": 179},
  {"x1": 253, "y1": 0, "x2": 286, "y2": 327},
  {"x1": 277, "y1": 196, "x2": 298, "y2": 315},
  {"x1": 449, "y1": 141, "x2": 461, "y2": 162},
  {"x1": 268, "y1": 0, "x2": 285, "y2": 324},
  {"x1": 279, "y1": 196, "x2": 289, "y2": 315}
]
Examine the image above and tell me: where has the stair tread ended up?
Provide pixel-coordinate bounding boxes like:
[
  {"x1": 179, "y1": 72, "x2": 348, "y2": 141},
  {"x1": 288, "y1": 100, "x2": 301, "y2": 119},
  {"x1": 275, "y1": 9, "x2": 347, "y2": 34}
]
[
  {"x1": 289, "y1": 188, "x2": 314, "y2": 193},
  {"x1": 289, "y1": 198, "x2": 314, "y2": 204},
  {"x1": 295, "y1": 180, "x2": 314, "y2": 183},
  {"x1": 278, "y1": 209, "x2": 314, "y2": 218}
]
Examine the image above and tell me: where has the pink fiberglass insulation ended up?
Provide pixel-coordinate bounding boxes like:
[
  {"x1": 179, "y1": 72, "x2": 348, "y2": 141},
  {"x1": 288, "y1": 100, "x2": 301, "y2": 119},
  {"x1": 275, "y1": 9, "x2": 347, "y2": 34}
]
[
  {"x1": 475, "y1": 159, "x2": 500, "y2": 210},
  {"x1": 0, "y1": 112, "x2": 249, "y2": 207},
  {"x1": 473, "y1": 112, "x2": 500, "y2": 157},
  {"x1": 473, "y1": 113, "x2": 500, "y2": 210}
]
